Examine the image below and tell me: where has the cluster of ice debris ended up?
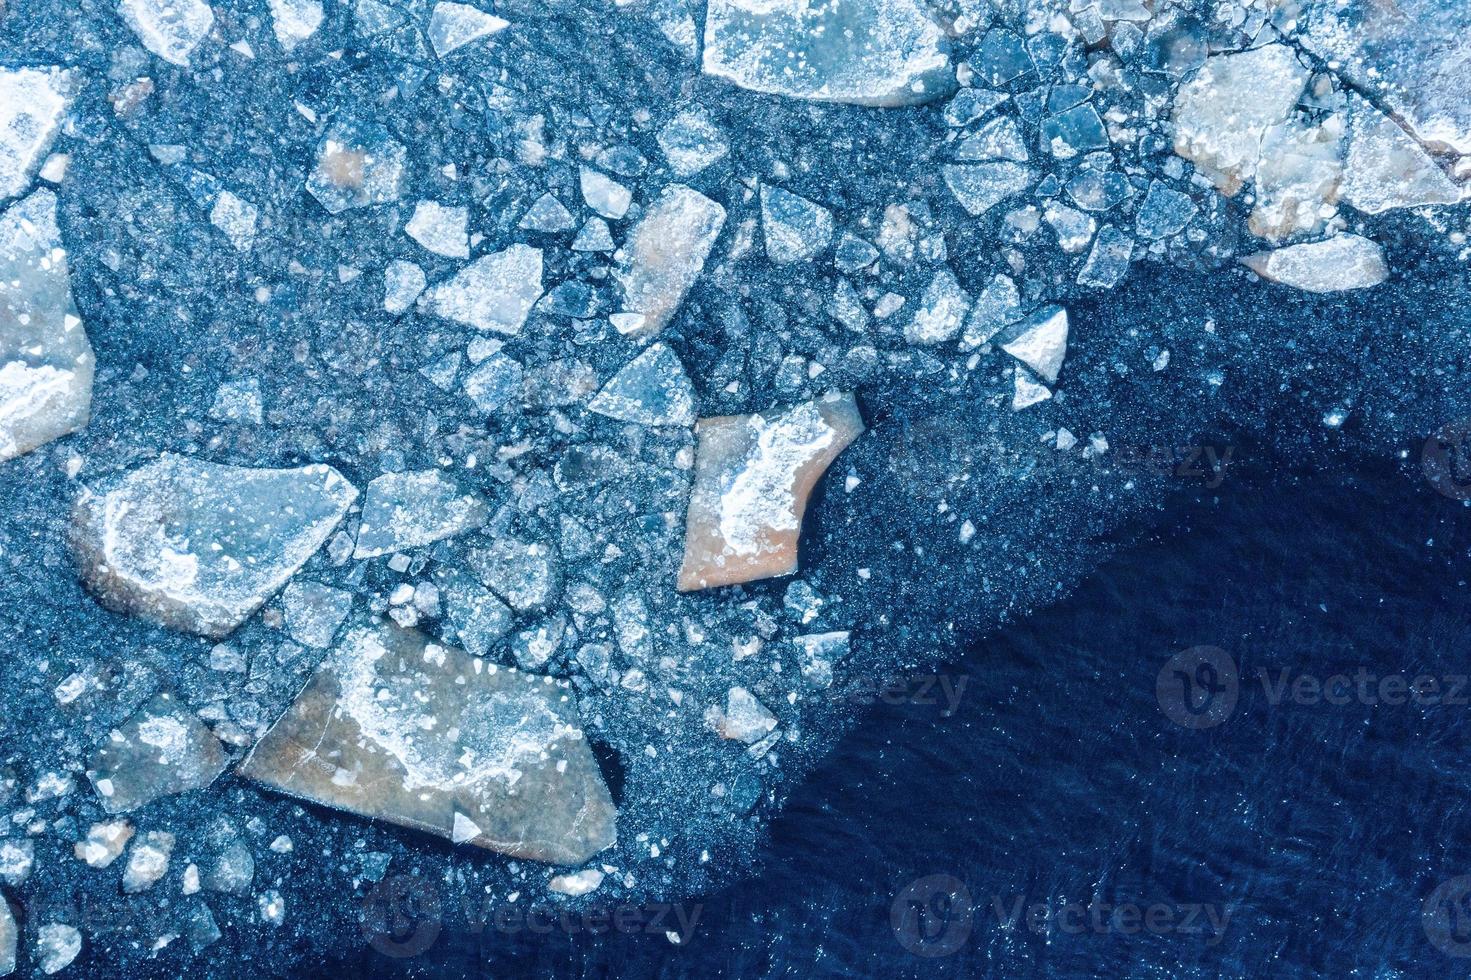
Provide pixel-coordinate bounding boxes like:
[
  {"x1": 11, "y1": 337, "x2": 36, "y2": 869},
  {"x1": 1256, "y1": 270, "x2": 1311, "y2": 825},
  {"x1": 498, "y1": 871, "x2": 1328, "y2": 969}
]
[{"x1": 0, "y1": 0, "x2": 1468, "y2": 970}]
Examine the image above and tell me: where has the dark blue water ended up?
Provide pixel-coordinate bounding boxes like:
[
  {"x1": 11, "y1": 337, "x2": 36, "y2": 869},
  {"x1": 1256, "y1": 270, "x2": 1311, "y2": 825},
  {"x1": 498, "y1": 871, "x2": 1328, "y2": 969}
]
[{"x1": 341, "y1": 447, "x2": 1471, "y2": 978}]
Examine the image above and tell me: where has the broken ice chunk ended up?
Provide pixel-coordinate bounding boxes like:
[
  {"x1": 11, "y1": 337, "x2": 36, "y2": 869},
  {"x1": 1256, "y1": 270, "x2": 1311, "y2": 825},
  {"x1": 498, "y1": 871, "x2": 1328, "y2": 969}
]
[
  {"x1": 87, "y1": 692, "x2": 229, "y2": 813},
  {"x1": 1000, "y1": 306, "x2": 1068, "y2": 384},
  {"x1": 1248, "y1": 116, "x2": 1345, "y2": 241},
  {"x1": 1077, "y1": 225, "x2": 1133, "y2": 290},
  {"x1": 571, "y1": 218, "x2": 614, "y2": 252},
  {"x1": 1241, "y1": 235, "x2": 1389, "y2": 294},
  {"x1": 549, "y1": 868, "x2": 604, "y2": 897},
  {"x1": 1043, "y1": 104, "x2": 1109, "y2": 158},
  {"x1": 306, "y1": 126, "x2": 406, "y2": 214},
  {"x1": 123, "y1": 831, "x2": 175, "y2": 893},
  {"x1": 678, "y1": 392, "x2": 864, "y2": 591},
  {"x1": 281, "y1": 579, "x2": 353, "y2": 648},
  {"x1": 208, "y1": 378, "x2": 262, "y2": 424},
  {"x1": 354, "y1": 469, "x2": 488, "y2": 558},
  {"x1": 239, "y1": 621, "x2": 617, "y2": 865},
  {"x1": 469, "y1": 537, "x2": 559, "y2": 611},
  {"x1": 707, "y1": 687, "x2": 777, "y2": 744},
  {"x1": 209, "y1": 190, "x2": 258, "y2": 251},
  {"x1": 75, "y1": 820, "x2": 134, "y2": 868},
  {"x1": 702, "y1": 0, "x2": 953, "y2": 107},
  {"x1": 72, "y1": 455, "x2": 357, "y2": 637},
  {"x1": 0, "y1": 898, "x2": 13, "y2": 977},
  {"x1": 0, "y1": 67, "x2": 74, "y2": 201},
  {"x1": 955, "y1": 116, "x2": 1029, "y2": 163},
  {"x1": 1341, "y1": 95, "x2": 1464, "y2": 214},
  {"x1": 760, "y1": 185, "x2": 833, "y2": 264},
  {"x1": 383, "y1": 259, "x2": 426, "y2": 314},
  {"x1": 904, "y1": 268, "x2": 970, "y2": 345},
  {"x1": 420, "y1": 244, "x2": 544, "y2": 334},
  {"x1": 36, "y1": 924, "x2": 80, "y2": 976},
  {"x1": 657, "y1": 110, "x2": 729, "y2": 177},
  {"x1": 959, "y1": 273, "x2": 1021, "y2": 351},
  {"x1": 463, "y1": 352, "x2": 524, "y2": 413},
  {"x1": 579, "y1": 167, "x2": 631, "y2": 220},
  {"x1": 404, "y1": 201, "x2": 469, "y2": 258},
  {"x1": 1135, "y1": 180, "x2": 1197, "y2": 240},
  {"x1": 428, "y1": 1, "x2": 509, "y2": 57},
  {"x1": 1, "y1": 190, "x2": 94, "y2": 463},
  {"x1": 1012, "y1": 366, "x2": 1052, "y2": 411},
  {"x1": 519, "y1": 193, "x2": 576, "y2": 233},
  {"x1": 118, "y1": 0, "x2": 215, "y2": 66},
  {"x1": 438, "y1": 568, "x2": 514, "y2": 657},
  {"x1": 1298, "y1": 0, "x2": 1471, "y2": 155},
  {"x1": 614, "y1": 185, "x2": 725, "y2": 336},
  {"x1": 268, "y1": 0, "x2": 324, "y2": 51},
  {"x1": 942, "y1": 163, "x2": 1034, "y2": 217},
  {"x1": 588, "y1": 343, "x2": 696, "y2": 427},
  {"x1": 1172, "y1": 44, "x2": 1309, "y2": 195}
]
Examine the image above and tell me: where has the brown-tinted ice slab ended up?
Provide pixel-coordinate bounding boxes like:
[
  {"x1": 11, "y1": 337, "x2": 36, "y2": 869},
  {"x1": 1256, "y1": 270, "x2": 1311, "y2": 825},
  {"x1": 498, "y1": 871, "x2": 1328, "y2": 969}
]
[
  {"x1": 86, "y1": 692, "x2": 229, "y2": 813},
  {"x1": 239, "y1": 621, "x2": 617, "y2": 866},
  {"x1": 678, "y1": 392, "x2": 863, "y2": 592}
]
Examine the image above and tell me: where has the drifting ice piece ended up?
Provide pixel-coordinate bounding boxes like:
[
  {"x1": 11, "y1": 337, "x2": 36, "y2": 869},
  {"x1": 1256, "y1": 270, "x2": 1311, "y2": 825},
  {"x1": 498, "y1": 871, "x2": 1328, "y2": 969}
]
[
  {"x1": 306, "y1": 126, "x2": 406, "y2": 214},
  {"x1": 240, "y1": 621, "x2": 617, "y2": 866},
  {"x1": 679, "y1": 392, "x2": 864, "y2": 591},
  {"x1": 118, "y1": 0, "x2": 215, "y2": 66},
  {"x1": 72, "y1": 455, "x2": 357, "y2": 637},
  {"x1": 588, "y1": 343, "x2": 696, "y2": 427},
  {"x1": 1241, "y1": 235, "x2": 1389, "y2": 294},
  {"x1": 428, "y1": 1, "x2": 509, "y2": 57},
  {"x1": 760, "y1": 185, "x2": 833, "y2": 264},
  {"x1": 943, "y1": 163, "x2": 1035, "y2": 217},
  {"x1": 353, "y1": 469, "x2": 488, "y2": 558},
  {"x1": 1171, "y1": 44, "x2": 1309, "y2": 195},
  {"x1": 614, "y1": 185, "x2": 725, "y2": 337},
  {"x1": 1000, "y1": 306, "x2": 1069, "y2": 384},
  {"x1": 420, "y1": 244, "x2": 544, "y2": 334},
  {"x1": 87, "y1": 693, "x2": 229, "y2": 813},
  {"x1": 0, "y1": 67, "x2": 73, "y2": 201},
  {"x1": 702, "y1": 0, "x2": 953, "y2": 107},
  {"x1": 0, "y1": 190, "x2": 94, "y2": 463},
  {"x1": 1341, "y1": 95, "x2": 1463, "y2": 214}
]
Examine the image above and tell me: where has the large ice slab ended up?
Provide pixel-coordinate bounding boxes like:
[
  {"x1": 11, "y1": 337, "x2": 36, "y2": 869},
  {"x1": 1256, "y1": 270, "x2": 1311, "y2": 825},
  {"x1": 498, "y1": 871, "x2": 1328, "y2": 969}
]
[
  {"x1": 240, "y1": 621, "x2": 617, "y2": 865},
  {"x1": 0, "y1": 190, "x2": 93, "y2": 463},
  {"x1": 72, "y1": 455, "x2": 357, "y2": 637},
  {"x1": 614, "y1": 185, "x2": 724, "y2": 337},
  {"x1": 1172, "y1": 44, "x2": 1309, "y2": 196},
  {"x1": 1299, "y1": 0, "x2": 1471, "y2": 155},
  {"x1": 1341, "y1": 95, "x2": 1463, "y2": 215},
  {"x1": 679, "y1": 392, "x2": 863, "y2": 591},
  {"x1": 702, "y1": 0, "x2": 953, "y2": 107},
  {"x1": 0, "y1": 67, "x2": 73, "y2": 202}
]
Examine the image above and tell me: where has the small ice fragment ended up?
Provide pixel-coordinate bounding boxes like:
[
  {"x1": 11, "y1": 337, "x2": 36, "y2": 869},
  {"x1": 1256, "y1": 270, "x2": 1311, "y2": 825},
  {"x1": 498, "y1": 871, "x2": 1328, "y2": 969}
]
[
  {"x1": 404, "y1": 201, "x2": 469, "y2": 258},
  {"x1": 428, "y1": 1, "x2": 510, "y2": 57}
]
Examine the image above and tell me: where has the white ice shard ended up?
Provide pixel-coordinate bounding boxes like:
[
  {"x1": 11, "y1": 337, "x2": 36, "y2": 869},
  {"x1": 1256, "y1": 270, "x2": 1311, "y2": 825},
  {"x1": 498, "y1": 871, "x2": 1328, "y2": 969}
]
[
  {"x1": 679, "y1": 392, "x2": 863, "y2": 591},
  {"x1": 118, "y1": 0, "x2": 216, "y2": 66},
  {"x1": 353, "y1": 469, "x2": 488, "y2": 558},
  {"x1": 240, "y1": 621, "x2": 618, "y2": 865},
  {"x1": 657, "y1": 110, "x2": 729, "y2": 177},
  {"x1": 579, "y1": 167, "x2": 631, "y2": 220},
  {"x1": 383, "y1": 259, "x2": 426, "y2": 313},
  {"x1": 404, "y1": 200, "x2": 469, "y2": 258},
  {"x1": 0, "y1": 67, "x2": 73, "y2": 202},
  {"x1": 614, "y1": 184, "x2": 725, "y2": 337},
  {"x1": 1248, "y1": 116, "x2": 1345, "y2": 241},
  {"x1": 268, "y1": 0, "x2": 324, "y2": 51},
  {"x1": 1172, "y1": 44, "x2": 1309, "y2": 195},
  {"x1": 1241, "y1": 235, "x2": 1389, "y2": 294},
  {"x1": 428, "y1": 1, "x2": 510, "y2": 58},
  {"x1": 0, "y1": 894, "x2": 13, "y2": 977},
  {"x1": 1012, "y1": 366, "x2": 1052, "y2": 411},
  {"x1": 0, "y1": 190, "x2": 94, "y2": 463},
  {"x1": 35, "y1": 924, "x2": 80, "y2": 976},
  {"x1": 904, "y1": 268, "x2": 971, "y2": 345},
  {"x1": 707, "y1": 686, "x2": 778, "y2": 743},
  {"x1": 942, "y1": 163, "x2": 1035, "y2": 216},
  {"x1": 72, "y1": 455, "x2": 358, "y2": 637},
  {"x1": 209, "y1": 190, "x2": 258, "y2": 250},
  {"x1": 1299, "y1": 0, "x2": 1471, "y2": 155},
  {"x1": 1341, "y1": 95, "x2": 1463, "y2": 215},
  {"x1": 588, "y1": 342, "x2": 696, "y2": 427},
  {"x1": 702, "y1": 0, "x2": 953, "y2": 107},
  {"x1": 420, "y1": 244, "x2": 544, "y2": 334},
  {"x1": 1000, "y1": 306, "x2": 1069, "y2": 384},
  {"x1": 760, "y1": 185, "x2": 833, "y2": 264}
]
